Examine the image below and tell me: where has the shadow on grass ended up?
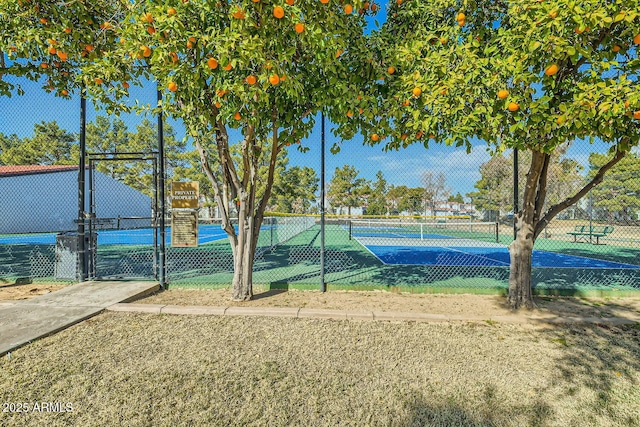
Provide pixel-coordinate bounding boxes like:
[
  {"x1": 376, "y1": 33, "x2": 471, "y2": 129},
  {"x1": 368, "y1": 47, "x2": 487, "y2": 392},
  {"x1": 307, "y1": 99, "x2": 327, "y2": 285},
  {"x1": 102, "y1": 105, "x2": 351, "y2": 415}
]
[
  {"x1": 543, "y1": 322, "x2": 640, "y2": 426},
  {"x1": 533, "y1": 295, "x2": 640, "y2": 319},
  {"x1": 399, "y1": 389, "x2": 553, "y2": 427}
]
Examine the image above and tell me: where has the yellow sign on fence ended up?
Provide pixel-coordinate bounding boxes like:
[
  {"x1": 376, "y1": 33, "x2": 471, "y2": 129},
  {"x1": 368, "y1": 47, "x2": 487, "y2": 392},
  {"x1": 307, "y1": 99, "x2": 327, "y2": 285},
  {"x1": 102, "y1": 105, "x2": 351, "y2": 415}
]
[{"x1": 171, "y1": 182, "x2": 199, "y2": 209}]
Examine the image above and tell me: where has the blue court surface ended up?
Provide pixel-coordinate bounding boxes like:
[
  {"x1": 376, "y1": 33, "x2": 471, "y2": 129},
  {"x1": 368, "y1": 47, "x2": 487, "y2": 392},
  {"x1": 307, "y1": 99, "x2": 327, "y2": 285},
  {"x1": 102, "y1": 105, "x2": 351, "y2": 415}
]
[
  {"x1": 366, "y1": 245, "x2": 640, "y2": 269},
  {"x1": 0, "y1": 225, "x2": 230, "y2": 246}
]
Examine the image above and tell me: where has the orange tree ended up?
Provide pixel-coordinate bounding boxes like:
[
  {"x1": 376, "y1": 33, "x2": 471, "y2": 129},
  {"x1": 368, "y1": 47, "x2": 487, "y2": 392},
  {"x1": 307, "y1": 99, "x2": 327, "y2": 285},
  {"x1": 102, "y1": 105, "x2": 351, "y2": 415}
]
[
  {"x1": 0, "y1": 0, "x2": 128, "y2": 99},
  {"x1": 81, "y1": 0, "x2": 373, "y2": 300},
  {"x1": 338, "y1": 0, "x2": 640, "y2": 308}
]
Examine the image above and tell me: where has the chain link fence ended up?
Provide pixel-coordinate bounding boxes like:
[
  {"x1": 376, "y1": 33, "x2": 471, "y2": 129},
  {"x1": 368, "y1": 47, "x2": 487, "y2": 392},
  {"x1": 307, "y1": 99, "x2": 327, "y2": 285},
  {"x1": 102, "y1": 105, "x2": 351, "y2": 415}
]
[{"x1": 1, "y1": 77, "x2": 639, "y2": 294}]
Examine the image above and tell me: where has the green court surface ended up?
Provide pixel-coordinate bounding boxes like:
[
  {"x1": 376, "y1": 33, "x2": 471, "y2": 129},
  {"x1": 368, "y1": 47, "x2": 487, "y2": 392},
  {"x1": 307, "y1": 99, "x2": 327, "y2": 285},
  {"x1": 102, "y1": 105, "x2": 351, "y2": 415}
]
[{"x1": 2, "y1": 224, "x2": 640, "y2": 295}]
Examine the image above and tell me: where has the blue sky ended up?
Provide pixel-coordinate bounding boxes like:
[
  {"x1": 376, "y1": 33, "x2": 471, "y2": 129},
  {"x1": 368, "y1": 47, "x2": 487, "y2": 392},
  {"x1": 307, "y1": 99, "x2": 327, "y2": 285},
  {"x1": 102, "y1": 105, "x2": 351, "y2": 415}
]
[
  {"x1": 0, "y1": 3, "x2": 615, "y2": 198},
  {"x1": 0, "y1": 76, "x2": 496, "y2": 196}
]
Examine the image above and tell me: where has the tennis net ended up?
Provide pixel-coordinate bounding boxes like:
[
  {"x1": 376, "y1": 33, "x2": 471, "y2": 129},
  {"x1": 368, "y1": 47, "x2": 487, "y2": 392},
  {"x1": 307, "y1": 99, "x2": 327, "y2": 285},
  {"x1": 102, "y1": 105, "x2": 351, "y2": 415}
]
[{"x1": 348, "y1": 220, "x2": 499, "y2": 243}]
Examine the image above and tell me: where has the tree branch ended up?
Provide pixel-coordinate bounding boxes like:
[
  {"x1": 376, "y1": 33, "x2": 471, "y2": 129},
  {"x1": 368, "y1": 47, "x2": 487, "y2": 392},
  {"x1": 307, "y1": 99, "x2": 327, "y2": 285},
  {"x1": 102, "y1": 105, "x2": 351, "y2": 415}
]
[
  {"x1": 534, "y1": 147, "x2": 627, "y2": 239},
  {"x1": 533, "y1": 152, "x2": 550, "y2": 224}
]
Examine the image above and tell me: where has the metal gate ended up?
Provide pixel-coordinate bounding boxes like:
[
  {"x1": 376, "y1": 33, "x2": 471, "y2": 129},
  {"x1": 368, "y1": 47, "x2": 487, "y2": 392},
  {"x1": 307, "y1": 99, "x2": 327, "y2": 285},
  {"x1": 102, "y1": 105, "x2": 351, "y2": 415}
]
[{"x1": 83, "y1": 152, "x2": 162, "y2": 280}]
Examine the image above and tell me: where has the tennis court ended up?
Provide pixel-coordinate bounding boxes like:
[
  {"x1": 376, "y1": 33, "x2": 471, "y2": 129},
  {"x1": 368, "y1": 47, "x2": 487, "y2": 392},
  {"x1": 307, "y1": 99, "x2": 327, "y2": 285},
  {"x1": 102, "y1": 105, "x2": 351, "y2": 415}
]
[
  {"x1": 348, "y1": 220, "x2": 640, "y2": 270},
  {"x1": 0, "y1": 225, "x2": 226, "y2": 246},
  {"x1": 0, "y1": 221, "x2": 305, "y2": 247}
]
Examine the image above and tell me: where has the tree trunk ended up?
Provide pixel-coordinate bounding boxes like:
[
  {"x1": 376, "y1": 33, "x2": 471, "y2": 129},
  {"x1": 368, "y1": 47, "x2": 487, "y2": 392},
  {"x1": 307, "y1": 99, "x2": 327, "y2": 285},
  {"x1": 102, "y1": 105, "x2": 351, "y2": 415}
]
[
  {"x1": 231, "y1": 216, "x2": 256, "y2": 301},
  {"x1": 507, "y1": 220, "x2": 535, "y2": 309}
]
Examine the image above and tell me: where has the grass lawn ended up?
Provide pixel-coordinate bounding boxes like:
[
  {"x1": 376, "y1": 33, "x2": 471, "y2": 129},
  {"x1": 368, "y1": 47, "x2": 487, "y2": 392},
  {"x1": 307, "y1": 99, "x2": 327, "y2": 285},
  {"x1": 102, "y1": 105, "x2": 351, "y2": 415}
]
[{"x1": 1, "y1": 310, "x2": 639, "y2": 426}]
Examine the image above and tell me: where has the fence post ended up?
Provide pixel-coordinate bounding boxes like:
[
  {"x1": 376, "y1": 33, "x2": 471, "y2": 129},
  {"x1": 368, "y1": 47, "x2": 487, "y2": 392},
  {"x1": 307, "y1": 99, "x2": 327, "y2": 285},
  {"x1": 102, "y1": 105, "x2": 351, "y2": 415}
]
[
  {"x1": 320, "y1": 112, "x2": 326, "y2": 293},
  {"x1": 513, "y1": 148, "x2": 518, "y2": 240},
  {"x1": 157, "y1": 87, "x2": 166, "y2": 289},
  {"x1": 77, "y1": 86, "x2": 87, "y2": 282}
]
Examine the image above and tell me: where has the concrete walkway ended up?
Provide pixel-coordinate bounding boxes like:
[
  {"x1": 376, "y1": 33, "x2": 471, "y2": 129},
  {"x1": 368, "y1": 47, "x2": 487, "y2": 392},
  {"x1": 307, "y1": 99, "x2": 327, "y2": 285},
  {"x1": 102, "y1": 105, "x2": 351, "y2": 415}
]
[
  {"x1": 0, "y1": 281, "x2": 159, "y2": 356},
  {"x1": 107, "y1": 302, "x2": 640, "y2": 326}
]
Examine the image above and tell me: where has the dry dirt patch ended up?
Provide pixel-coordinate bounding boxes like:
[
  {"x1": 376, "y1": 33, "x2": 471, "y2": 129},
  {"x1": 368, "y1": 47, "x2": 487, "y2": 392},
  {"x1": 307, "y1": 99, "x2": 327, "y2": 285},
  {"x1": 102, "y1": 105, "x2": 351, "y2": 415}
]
[
  {"x1": 140, "y1": 288, "x2": 640, "y2": 320},
  {"x1": 0, "y1": 283, "x2": 65, "y2": 301}
]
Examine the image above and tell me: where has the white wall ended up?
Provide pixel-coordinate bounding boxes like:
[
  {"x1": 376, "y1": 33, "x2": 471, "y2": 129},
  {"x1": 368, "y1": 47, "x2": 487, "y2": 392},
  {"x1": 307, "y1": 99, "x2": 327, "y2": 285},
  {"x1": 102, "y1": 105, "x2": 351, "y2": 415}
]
[{"x1": 0, "y1": 170, "x2": 151, "y2": 234}]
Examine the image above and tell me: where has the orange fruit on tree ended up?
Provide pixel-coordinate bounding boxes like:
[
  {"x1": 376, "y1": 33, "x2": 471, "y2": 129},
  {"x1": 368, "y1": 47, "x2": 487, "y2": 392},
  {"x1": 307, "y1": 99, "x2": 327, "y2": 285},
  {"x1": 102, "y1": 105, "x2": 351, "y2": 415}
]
[
  {"x1": 170, "y1": 52, "x2": 179, "y2": 63},
  {"x1": 336, "y1": 49, "x2": 343, "y2": 58},
  {"x1": 545, "y1": 64, "x2": 559, "y2": 76},
  {"x1": 85, "y1": 44, "x2": 94, "y2": 52},
  {"x1": 57, "y1": 51, "x2": 68, "y2": 62},
  {"x1": 344, "y1": 4, "x2": 353, "y2": 14},
  {"x1": 143, "y1": 12, "x2": 153, "y2": 23},
  {"x1": 234, "y1": 112, "x2": 241, "y2": 120},
  {"x1": 141, "y1": 45, "x2": 152, "y2": 57},
  {"x1": 246, "y1": 75, "x2": 257, "y2": 85},
  {"x1": 40, "y1": 62, "x2": 48, "y2": 68},
  {"x1": 269, "y1": 74, "x2": 280, "y2": 85},
  {"x1": 273, "y1": 6, "x2": 285, "y2": 19},
  {"x1": 549, "y1": 10, "x2": 558, "y2": 18},
  {"x1": 507, "y1": 102, "x2": 519, "y2": 112},
  {"x1": 122, "y1": 81, "x2": 130, "y2": 89},
  {"x1": 48, "y1": 46, "x2": 57, "y2": 55},
  {"x1": 39, "y1": 18, "x2": 48, "y2": 24},
  {"x1": 456, "y1": 12, "x2": 465, "y2": 21},
  {"x1": 295, "y1": 23, "x2": 305, "y2": 33},
  {"x1": 147, "y1": 26, "x2": 156, "y2": 35},
  {"x1": 223, "y1": 62, "x2": 233, "y2": 71},
  {"x1": 412, "y1": 87, "x2": 422, "y2": 97},
  {"x1": 634, "y1": 111, "x2": 640, "y2": 120},
  {"x1": 624, "y1": 100, "x2": 630, "y2": 109},
  {"x1": 64, "y1": 27, "x2": 72, "y2": 34},
  {"x1": 370, "y1": 3, "x2": 378, "y2": 11},
  {"x1": 346, "y1": 110, "x2": 353, "y2": 117},
  {"x1": 497, "y1": 89, "x2": 509, "y2": 99},
  {"x1": 168, "y1": 81, "x2": 178, "y2": 92},
  {"x1": 634, "y1": 34, "x2": 640, "y2": 45},
  {"x1": 371, "y1": 133, "x2": 379, "y2": 141},
  {"x1": 232, "y1": 8, "x2": 245, "y2": 19},
  {"x1": 402, "y1": 99, "x2": 410, "y2": 107},
  {"x1": 286, "y1": 0, "x2": 294, "y2": 4},
  {"x1": 387, "y1": 66, "x2": 395, "y2": 74},
  {"x1": 215, "y1": 101, "x2": 221, "y2": 108},
  {"x1": 252, "y1": 0, "x2": 260, "y2": 3},
  {"x1": 207, "y1": 57, "x2": 219, "y2": 69},
  {"x1": 320, "y1": 0, "x2": 329, "y2": 4},
  {"x1": 397, "y1": 0, "x2": 402, "y2": 4},
  {"x1": 61, "y1": 89, "x2": 69, "y2": 96},
  {"x1": 613, "y1": 45, "x2": 621, "y2": 52},
  {"x1": 94, "y1": 77, "x2": 103, "y2": 85},
  {"x1": 168, "y1": 7, "x2": 177, "y2": 16}
]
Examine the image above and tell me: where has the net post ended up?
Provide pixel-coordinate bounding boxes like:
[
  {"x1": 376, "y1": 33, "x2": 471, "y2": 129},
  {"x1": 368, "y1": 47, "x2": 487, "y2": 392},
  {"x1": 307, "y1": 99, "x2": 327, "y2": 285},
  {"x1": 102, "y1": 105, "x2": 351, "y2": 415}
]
[{"x1": 495, "y1": 221, "x2": 499, "y2": 243}]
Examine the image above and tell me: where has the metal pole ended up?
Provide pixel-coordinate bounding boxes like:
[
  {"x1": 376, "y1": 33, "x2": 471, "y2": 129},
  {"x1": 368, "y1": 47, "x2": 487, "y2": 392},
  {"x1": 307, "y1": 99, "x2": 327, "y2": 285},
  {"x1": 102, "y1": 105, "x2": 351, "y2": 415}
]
[
  {"x1": 589, "y1": 189, "x2": 593, "y2": 244},
  {"x1": 77, "y1": 87, "x2": 87, "y2": 282},
  {"x1": 157, "y1": 87, "x2": 167, "y2": 288},
  {"x1": 513, "y1": 148, "x2": 518, "y2": 240},
  {"x1": 320, "y1": 112, "x2": 326, "y2": 293}
]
